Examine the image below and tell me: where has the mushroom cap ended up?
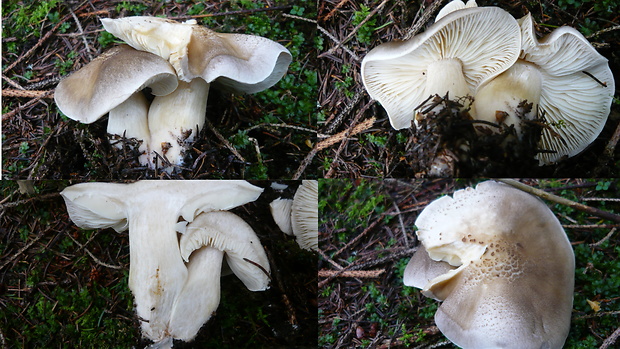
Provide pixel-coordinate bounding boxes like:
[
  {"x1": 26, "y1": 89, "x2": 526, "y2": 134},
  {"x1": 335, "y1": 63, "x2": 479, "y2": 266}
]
[
  {"x1": 270, "y1": 198, "x2": 294, "y2": 235},
  {"x1": 101, "y1": 16, "x2": 292, "y2": 92},
  {"x1": 60, "y1": 180, "x2": 264, "y2": 230},
  {"x1": 517, "y1": 13, "x2": 615, "y2": 164},
  {"x1": 361, "y1": 7, "x2": 520, "y2": 129},
  {"x1": 406, "y1": 181, "x2": 574, "y2": 349},
  {"x1": 54, "y1": 45, "x2": 178, "y2": 124},
  {"x1": 291, "y1": 180, "x2": 318, "y2": 251},
  {"x1": 435, "y1": 0, "x2": 478, "y2": 22},
  {"x1": 180, "y1": 211, "x2": 270, "y2": 292}
]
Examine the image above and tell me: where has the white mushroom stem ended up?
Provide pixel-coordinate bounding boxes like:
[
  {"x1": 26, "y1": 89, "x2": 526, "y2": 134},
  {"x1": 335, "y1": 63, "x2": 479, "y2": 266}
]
[
  {"x1": 126, "y1": 201, "x2": 188, "y2": 342},
  {"x1": 472, "y1": 60, "x2": 542, "y2": 136},
  {"x1": 107, "y1": 92, "x2": 151, "y2": 166},
  {"x1": 424, "y1": 58, "x2": 470, "y2": 102},
  {"x1": 147, "y1": 78, "x2": 210, "y2": 171},
  {"x1": 169, "y1": 246, "x2": 223, "y2": 341}
]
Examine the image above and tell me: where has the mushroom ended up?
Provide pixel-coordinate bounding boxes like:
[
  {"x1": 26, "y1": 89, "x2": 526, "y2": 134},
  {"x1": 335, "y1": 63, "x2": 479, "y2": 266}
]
[
  {"x1": 361, "y1": 6, "x2": 520, "y2": 129},
  {"x1": 269, "y1": 198, "x2": 294, "y2": 235},
  {"x1": 54, "y1": 44, "x2": 179, "y2": 166},
  {"x1": 403, "y1": 181, "x2": 574, "y2": 349},
  {"x1": 100, "y1": 16, "x2": 292, "y2": 171},
  {"x1": 269, "y1": 180, "x2": 318, "y2": 251},
  {"x1": 170, "y1": 210, "x2": 270, "y2": 341},
  {"x1": 435, "y1": 0, "x2": 478, "y2": 22},
  {"x1": 472, "y1": 13, "x2": 615, "y2": 164},
  {"x1": 60, "y1": 180, "x2": 265, "y2": 346},
  {"x1": 291, "y1": 180, "x2": 318, "y2": 251},
  {"x1": 55, "y1": 17, "x2": 292, "y2": 172}
]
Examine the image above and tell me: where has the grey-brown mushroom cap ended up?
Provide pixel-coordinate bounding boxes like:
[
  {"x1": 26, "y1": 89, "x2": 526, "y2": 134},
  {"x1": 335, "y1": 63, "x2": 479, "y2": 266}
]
[
  {"x1": 403, "y1": 244, "x2": 456, "y2": 297},
  {"x1": 54, "y1": 45, "x2": 178, "y2": 124},
  {"x1": 518, "y1": 13, "x2": 615, "y2": 164},
  {"x1": 413, "y1": 181, "x2": 574, "y2": 349},
  {"x1": 361, "y1": 6, "x2": 520, "y2": 129}
]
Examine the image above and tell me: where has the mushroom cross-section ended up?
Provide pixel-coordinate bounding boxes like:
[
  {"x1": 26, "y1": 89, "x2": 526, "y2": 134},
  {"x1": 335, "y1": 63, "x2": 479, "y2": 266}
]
[
  {"x1": 472, "y1": 13, "x2": 615, "y2": 164},
  {"x1": 403, "y1": 181, "x2": 574, "y2": 349},
  {"x1": 60, "y1": 180, "x2": 264, "y2": 346},
  {"x1": 361, "y1": 6, "x2": 520, "y2": 130}
]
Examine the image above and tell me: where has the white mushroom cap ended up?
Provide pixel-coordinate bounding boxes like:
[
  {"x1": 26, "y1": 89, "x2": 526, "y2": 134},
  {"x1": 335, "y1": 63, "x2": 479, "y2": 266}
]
[
  {"x1": 270, "y1": 198, "x2": 294, "y2": 235},
  {"x1": 147, "y1": 78, "x2": 210, "y2": 171},
  {"x1": 60, "y1": 180, "x2": 263, "y2": 343},
  {"x1": 180, "y1": 210, "x2": 270, "y2": 292},
  {"x1": 361, "y1": 7, "x2": 520, "y2": 130},
  {"x1": 291, "y1": 180, "x2": 318, "y2": 251},
  {"x1": 517, "y1": 13, "x2": 615, "y2": 164},
  {"x1": 404, "y1": 181, "x2": 574, "y2": 349},
  {"x1": 54, "y1": 45, "x2": 178, "y2": 124},
  {"x1": 435, "y1": 0, "x2": 478, "y2": 22},
  {"x1": 101, "y1": 16, "x2": 292, "y2": 92}
]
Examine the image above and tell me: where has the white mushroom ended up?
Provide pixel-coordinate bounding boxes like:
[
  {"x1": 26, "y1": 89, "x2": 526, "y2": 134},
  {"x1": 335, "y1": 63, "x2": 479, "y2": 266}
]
[
  {"x1": 170, "y1": 210, "x2": 270, "y2": 341},
  {"x1": 291, "y1": 180, "x2": 318, "y2": 251},
  {"x1": 361, "y1": 6, "x2": 520, "y2": 129},
  {"x1": 60, "y1": 180, "x2": 264, "y2": 346},
  {"x1": 269, "y1": 198, "x2": 294, "y2": 236},
  {"x1": 472, "y1": 13, "x2": 615, "y2": 164},
  {"x1": 435, "y1": 0, "x2": 478, "y2": 22},
  {"x1": 403, "y1": 181, "x2": 575, "y2": 349}
]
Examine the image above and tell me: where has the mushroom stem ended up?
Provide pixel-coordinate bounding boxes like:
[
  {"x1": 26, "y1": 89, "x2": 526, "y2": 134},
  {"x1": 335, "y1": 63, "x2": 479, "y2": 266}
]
[
  {"x1": 472, "y1": 60, "x2": 542, "y2": 136},
  {"x1": 107, "y1": 92, "x2": 151, "y2": 165},
  {"x1": 169, "y1": 246, "x2": 224, "y2": 341},
  {"x1": 127, "y1": 206, "x2": 188, "y2": 342},
  {"x1": 147, "y1": 78, "x2": 210, "y2": 171},
  {"x1": 424, "y1": 58, "x2": 470, "y2": 101}
]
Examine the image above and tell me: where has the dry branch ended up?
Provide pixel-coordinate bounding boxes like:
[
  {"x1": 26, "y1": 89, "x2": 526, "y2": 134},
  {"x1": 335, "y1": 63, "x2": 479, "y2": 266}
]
[
  {"x1": 318, "y1": 269, "x2": 385, "y2": 278},
  {"x1": 498, "y1": 179, "x2": 620, "y2": 223}
]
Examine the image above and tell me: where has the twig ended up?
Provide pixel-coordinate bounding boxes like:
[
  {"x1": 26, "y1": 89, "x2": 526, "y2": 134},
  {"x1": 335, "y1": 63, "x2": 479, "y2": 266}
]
[
  {"x1": 244, "y1": 122, "x2": 323, "y2": 136},
  {"x1": 2, "y1": 89, "x2": 55, "y2": 98},
  {"x1": 3, "y1": 13, "x2": 72, "y2": 74},
  {"x1": 317, "y1": 24, "x2": 360, "y2": 61},
  {"x1": 325, "y1": 91, "x2": 364, "y2": 134},
  {"x1": 589, "y1": 228, "x2": 617, "y2": 248},
  {"x1": 582, "y1": 197, "x2": 620, "y2": 202},
  {"x1": 318, "y1": 117, "x2": 375, "y2": 151},
  {"x1": 168, "y1": 6, "x2": 292, "y2": 20},
  {"x1": 587, "y1": 25, "x2": 620, "y2": 39},
  {"x1": 319, "y1": 0, "x2": 390, "y2": 59},
  {"x1": 318, "y1": 269, "x2": 385, "y2": 278},
  {"x1": 2, "y1": 90, "x2": 54, "y2": 121},
  {"x1": 0, "y1": 192, "x2": 60, "y2": 210},
  {"x1": 65, "y1": 232, "x2": 123, "y2": 270},
  {"x1": 404, "y1": 0, "x2": 446, "y2": 40},
  {"x1": 325, "y1": 101, "x2": 375, "y2": 177},
  {"x1": 0, "y1": 235, "x2": 44, "y2": 271},
  {"x1": 497, "y1": 179, "x2": 620, "y2": 223},
  {"x1": 68, "y1": 5, "x2": 93, "y2": 61},
  {"x1": 203, "y1": 117, "x2": 246, "y2": 163},
  {"x1": 282, "y1": 13, "x2": 316, "y2": 24},
  {"x1": 600, "y1": 325, "x2": 620, "y2": 349}
]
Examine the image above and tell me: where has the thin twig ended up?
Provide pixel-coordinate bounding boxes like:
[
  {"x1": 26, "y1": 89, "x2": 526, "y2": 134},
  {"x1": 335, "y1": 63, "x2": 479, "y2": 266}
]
[
  {"x1": 589, "y1": 228, "x2": 617, "y2": 248},
  {"x1": 2, "y1": 89, "x2": 55, "y2": 98},
  {"x1": 404, "y1": 0, "x2": 446, "y2": 40},
  {"x1": 168, "y1": 6, "x2": 292, "y2": 21},
  {"x1": 497, "y1": 179, "x2": 620, "y2": 223},
  {"x1": 203, "y1": 117, "x2": 246, "y2": 163},
  {"x1": 600, "y1": 325, "x2": 620, "y2": 349},
  {"x1": 65, "y1": 232, "x2": 123, "y2": 270},
  {"x1": 318, "y1": 269, "x2": 385, "y2": 278}
]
